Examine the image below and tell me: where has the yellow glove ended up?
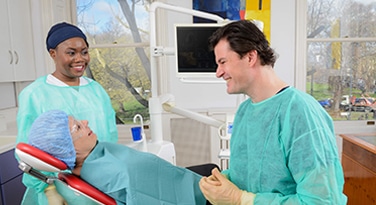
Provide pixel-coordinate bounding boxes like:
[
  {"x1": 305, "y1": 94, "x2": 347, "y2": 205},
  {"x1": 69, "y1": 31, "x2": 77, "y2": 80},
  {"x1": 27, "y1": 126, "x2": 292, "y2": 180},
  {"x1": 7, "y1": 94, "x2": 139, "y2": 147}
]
[
  {"x1": 240, "y1": 191, "x2": 256, "y2": 205},
  {"x1": 199, "y1": 168, "x2": 246, "y2": 205},
  {"x1": 44, "y1": 184, "x2": 68, "y2": 205}
]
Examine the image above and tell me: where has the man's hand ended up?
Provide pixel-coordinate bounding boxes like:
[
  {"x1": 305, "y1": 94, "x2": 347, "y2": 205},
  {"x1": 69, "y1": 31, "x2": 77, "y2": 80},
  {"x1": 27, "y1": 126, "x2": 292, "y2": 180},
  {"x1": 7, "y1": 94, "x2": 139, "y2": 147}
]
[{"x1": 199, "y1": 168, "x2": 243, "y2": 205}]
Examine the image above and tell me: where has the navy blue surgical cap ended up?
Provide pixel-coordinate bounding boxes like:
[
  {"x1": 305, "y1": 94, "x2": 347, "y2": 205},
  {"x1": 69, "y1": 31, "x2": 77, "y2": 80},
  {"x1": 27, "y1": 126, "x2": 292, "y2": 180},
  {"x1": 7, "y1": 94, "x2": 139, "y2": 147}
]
[{"x1": 46, "y1": 22, "x2": 88, "y2": 51}]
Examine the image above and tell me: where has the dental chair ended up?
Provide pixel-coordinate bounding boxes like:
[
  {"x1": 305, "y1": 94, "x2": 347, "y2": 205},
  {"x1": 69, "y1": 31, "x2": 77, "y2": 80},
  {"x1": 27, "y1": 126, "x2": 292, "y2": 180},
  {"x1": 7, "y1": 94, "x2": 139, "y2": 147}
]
[{"x1": 15, "y1": 142, "x2": 116, "y2": 205}]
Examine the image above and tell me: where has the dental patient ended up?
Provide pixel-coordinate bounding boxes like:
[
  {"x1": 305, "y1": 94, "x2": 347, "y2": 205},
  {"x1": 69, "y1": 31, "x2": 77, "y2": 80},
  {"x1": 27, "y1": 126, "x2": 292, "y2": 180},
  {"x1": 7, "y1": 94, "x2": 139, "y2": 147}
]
[{"x1": 27, "y1": 110, "x2": 206, "y2": 205}]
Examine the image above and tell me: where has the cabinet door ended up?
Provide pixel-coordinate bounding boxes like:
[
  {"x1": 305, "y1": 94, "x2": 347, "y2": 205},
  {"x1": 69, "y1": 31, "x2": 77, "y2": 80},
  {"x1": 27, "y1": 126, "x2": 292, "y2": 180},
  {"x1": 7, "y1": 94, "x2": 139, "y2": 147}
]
[
  {"x1": 1, "y1": 175, "x2": 25, "y2": 205},
  {"x1": 8, "y1": 0, "x2": 36, "y2": 81},
  {"x1": 0, "y1": 0, "x2": 14, "y2": 82},
  {"x1": 0, "y1": 149, "x2": 25, "y2": 205},
  {"x1": 0, "y1": 149, "x2": 23, "y2": 184}
]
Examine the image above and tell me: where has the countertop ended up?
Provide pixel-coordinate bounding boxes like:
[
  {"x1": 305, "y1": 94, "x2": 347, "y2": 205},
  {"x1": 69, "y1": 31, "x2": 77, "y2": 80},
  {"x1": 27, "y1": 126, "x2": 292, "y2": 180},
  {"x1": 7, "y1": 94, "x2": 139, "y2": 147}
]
[
  {"x1": 339, "y1": 133, "x2": 376, "y2": 154},
  {"x1": 0, "y1": 137, "x2": 16, "y2": 153},
  {"x1": 0, "y1": 122, "x2": 17, "y2": 153}
]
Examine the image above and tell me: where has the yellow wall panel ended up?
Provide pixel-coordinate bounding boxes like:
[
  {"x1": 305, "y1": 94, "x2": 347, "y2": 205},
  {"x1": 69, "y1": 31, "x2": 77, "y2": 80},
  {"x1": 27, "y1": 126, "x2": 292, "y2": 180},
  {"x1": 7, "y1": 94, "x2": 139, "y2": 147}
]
[{"x1": 245, "y1": 0, "x2": 271, "y2": 42}]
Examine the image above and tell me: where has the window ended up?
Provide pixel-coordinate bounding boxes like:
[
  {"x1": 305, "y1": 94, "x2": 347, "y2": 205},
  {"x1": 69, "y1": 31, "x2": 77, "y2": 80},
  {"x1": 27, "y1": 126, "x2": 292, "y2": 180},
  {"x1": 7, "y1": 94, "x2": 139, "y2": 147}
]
[
  {"x1": 75, "y1": 0, "x2": 151, "y2": 124},
  {"x1": 302, "y1": 0, "x2": 376, "y2": 122}
]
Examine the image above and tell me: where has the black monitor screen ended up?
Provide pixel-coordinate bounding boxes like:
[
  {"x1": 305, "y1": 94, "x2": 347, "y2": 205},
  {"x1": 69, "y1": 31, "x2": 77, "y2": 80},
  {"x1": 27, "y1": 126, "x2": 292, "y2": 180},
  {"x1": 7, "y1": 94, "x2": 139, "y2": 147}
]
[{"x1": 175, "y1": 24, "x2": 222, "y2": 77}]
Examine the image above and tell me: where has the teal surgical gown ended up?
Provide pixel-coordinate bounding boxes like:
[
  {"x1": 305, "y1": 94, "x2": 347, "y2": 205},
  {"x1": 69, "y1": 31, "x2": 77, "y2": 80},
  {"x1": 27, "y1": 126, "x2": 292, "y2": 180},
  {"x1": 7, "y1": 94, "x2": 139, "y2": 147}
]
[
  {"x1": 222, "y1": 87, "x2": 347, "y2": 204},
  {"x1": 80, "y1": 142, "x2": 206, "y2": 205},
  {"x1": 17, "y1": 75, "x2": 118, "y2": 205}
]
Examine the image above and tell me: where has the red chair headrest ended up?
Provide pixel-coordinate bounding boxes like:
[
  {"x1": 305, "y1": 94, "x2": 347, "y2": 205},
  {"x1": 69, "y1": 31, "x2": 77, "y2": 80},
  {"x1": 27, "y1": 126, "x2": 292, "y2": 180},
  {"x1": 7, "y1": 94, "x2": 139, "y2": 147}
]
[
  {"x1": 16, "y1": 143, "x2": 116, "y2": 205},
  {"x1": 16, "y1": 142, "x2": 68, "y2": 171}
]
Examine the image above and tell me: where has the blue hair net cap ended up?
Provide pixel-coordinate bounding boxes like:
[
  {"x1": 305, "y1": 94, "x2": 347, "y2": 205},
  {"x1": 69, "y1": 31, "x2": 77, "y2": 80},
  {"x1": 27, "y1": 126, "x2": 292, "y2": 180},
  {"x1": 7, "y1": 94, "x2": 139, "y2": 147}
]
[
  {"x1": 46, "y1": 22, "x2": 88, "y2": 51},
  {"x1": 28, "y1": 110, "x2": 76, "y2": 170}
]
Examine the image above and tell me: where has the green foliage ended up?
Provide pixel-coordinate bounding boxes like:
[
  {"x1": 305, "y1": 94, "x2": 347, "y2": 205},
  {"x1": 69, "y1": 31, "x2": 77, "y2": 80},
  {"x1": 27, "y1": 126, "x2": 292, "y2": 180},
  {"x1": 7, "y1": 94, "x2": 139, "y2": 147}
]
[
  {"x1": 306, "y1": 83, "x2": 332, "y2": 99},
  {"x1": 113, "y1": 99, "x2": 149, "y2": 124},
  {"x1": 307, "y1": 82, "x2": 376, "y2": 100},
  {"x1": 89, "y1": 47, "x2": 150, "y2": 124},
  {"x1": 86, "y1": 32, "x2": 151, "y2": 124}
]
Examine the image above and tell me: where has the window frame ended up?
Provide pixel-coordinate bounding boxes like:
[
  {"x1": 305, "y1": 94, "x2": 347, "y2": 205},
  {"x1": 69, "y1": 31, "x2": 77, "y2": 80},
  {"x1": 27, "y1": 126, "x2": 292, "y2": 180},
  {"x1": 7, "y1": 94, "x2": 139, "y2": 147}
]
[
  {"x1": 72, "y1": 0, "x2": 153, "y2": 123},
  {"x1": 295, "y1": 0, "x2": 376, "y2": 134}
]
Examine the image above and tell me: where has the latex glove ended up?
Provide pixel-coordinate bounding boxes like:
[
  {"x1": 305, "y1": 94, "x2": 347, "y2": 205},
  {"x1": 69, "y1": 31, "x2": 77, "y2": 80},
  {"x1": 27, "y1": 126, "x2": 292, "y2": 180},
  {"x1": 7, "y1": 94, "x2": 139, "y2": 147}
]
[
  {"x1": 240, "y1": 191, "x2": 256, "y2": 205},
  {"x1": 44, "y1": 184, "x2": 68, "y2": 205},
  {"x1": 199, "y1": 168, "x2": 243, "y2": 205}
]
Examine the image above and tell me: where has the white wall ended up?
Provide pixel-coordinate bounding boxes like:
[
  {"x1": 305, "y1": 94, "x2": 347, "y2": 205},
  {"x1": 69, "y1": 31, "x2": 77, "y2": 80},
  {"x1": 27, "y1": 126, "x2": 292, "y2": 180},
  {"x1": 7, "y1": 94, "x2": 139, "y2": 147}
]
[
  {"x1": 155, "y1": 0, "x2": 297, "y2": 112},
  {"x1": 271, "y1": 0, "x2": 296, "y2": 86}
]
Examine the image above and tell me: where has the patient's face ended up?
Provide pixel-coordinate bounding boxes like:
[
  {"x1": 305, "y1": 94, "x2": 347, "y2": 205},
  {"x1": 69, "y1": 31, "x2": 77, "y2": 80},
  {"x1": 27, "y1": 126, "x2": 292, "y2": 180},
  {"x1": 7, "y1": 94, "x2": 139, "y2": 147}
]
[{"x1": 68, "y1": 116, "x2": 98, "y2": 155}]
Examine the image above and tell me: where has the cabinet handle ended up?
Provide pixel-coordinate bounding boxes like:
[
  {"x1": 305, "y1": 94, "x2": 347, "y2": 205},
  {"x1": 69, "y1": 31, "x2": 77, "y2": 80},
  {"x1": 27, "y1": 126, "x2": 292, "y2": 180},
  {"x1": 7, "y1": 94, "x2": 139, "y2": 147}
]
[
  {"x1": 9, "y1": 50, "x2": 13, "y2": 64},
  {"x1": 14, "y1": 51, "x2": 19, "y2": 65}
]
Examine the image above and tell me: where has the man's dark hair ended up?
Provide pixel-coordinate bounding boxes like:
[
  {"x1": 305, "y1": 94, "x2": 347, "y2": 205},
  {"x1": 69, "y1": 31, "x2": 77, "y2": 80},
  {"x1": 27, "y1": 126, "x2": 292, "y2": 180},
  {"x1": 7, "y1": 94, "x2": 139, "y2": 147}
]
[{"x1": 209, "y1": 20, "x2": 276, "y2": 67}]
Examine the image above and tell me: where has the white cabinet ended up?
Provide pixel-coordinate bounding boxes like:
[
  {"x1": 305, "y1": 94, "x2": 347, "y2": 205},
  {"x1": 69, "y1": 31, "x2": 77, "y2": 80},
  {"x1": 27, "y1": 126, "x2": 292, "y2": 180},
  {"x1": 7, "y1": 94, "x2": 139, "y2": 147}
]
[{"x1": 0, "y1": 0, "x2": 36, "y2": 82}]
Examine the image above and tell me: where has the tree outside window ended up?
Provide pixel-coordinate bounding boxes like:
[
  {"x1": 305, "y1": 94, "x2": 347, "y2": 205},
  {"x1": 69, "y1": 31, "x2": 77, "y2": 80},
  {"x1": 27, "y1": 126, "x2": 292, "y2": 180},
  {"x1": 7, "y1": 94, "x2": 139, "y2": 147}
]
[
  {"x1": 307, "y1": 0, "x2": 376, "y2": 121},
  {"x1": 76, "y1": 0, "x2": 151, "y2": 124}
]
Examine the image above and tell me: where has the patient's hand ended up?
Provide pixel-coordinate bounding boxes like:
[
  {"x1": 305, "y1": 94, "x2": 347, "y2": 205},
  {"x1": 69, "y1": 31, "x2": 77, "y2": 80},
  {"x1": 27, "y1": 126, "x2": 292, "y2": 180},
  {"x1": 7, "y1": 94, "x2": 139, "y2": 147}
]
[{"x1": 45, "y1": 184, "x2": 68, "y2": 205}]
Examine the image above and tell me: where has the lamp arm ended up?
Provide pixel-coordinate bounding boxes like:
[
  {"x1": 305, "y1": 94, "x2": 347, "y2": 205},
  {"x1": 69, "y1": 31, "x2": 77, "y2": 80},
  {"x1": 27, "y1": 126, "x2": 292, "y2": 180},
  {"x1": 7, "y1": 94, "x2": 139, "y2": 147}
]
[{"x1": 163, "y1": 102, "x2": 224, "y2": 128}]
